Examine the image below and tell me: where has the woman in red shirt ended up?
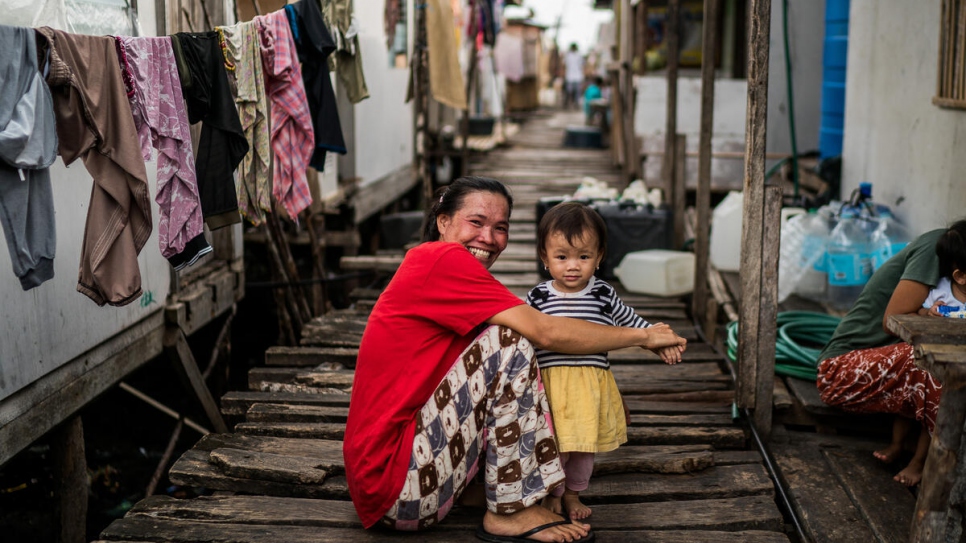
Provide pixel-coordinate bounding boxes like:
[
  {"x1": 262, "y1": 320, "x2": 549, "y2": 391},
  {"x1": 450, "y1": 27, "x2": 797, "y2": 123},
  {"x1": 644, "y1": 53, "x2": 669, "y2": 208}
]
[{"x1": 344, "y1": 177, "x2": 686, "y2": 543}]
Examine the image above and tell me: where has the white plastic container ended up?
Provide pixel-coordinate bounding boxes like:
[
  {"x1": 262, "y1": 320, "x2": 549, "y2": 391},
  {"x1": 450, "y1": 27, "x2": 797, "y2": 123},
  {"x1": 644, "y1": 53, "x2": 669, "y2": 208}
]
[
  {"x1": 710, "y1": 191, "x2": 743, "y2": 272},
  {"x1": 614, "y1": 250, "x2": 696, "y2": 297}
]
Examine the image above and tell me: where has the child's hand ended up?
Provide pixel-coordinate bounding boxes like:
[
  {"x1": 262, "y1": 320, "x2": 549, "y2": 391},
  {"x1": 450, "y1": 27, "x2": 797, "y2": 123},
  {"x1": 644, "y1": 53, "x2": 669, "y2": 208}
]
[
  {"x1": 654, "y1": 344, "x2": 684, "y2": 364},
  {"x1": 928, "y1": 301, "x2": 946, "y2": 317}
]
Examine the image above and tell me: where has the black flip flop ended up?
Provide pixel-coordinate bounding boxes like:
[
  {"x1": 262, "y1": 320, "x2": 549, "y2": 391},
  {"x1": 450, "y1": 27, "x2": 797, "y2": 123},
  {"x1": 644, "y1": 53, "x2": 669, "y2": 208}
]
[{"x1": 475, "y1": 519, "x2": 596, "y2": 543}]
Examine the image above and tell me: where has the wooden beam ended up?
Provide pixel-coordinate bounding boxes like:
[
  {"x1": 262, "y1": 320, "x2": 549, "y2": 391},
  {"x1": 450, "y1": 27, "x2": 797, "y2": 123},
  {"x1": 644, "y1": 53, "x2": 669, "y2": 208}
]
[
  {"x1": 663, "y1": 0, "x2": 680, "y2": 198},
  {"x1": 163, "y1": 327, "x2": 229, "y2": 434},
  {"x1": 351, "y1": 164, "x2": 419, "y2": 225},
  {"x1": 752, "y1": 185, "x2": 781, "y2": 438},
  {"x1": 693, "y1": 0, "x2": 720, "y2": 334},
  {"x1": 53, "y1": 415, "x2": 86, "y2": 543},
  {"x1": 673, "y1": 134, "x2": 687, "y2": 249},
  {"x1": 737, "y1": 0, "x2": 770, "y2": 414}
]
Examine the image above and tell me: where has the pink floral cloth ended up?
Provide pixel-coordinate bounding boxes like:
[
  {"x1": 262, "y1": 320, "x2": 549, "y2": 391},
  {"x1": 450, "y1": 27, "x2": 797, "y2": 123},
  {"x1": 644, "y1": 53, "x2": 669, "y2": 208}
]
[
  {"x1": 218, "y1": 22, "x2": 272, "y2": 226},
  {"x1": 116, "y1": 36, "x2": 207, "y2": 264},
  {"x1": 255, "y1": 9, "x2": 316, "y2": 221},
  {"x1": 817, "y1": 342, "x2": 942, "y2": 433}
]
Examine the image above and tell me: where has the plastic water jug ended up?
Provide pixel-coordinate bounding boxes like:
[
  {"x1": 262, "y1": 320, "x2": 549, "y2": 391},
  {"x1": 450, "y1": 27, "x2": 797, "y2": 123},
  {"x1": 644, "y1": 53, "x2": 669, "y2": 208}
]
[
  {"x1": 614, "y1": 250, "x2": 696, "y2": 297},
  {"x1": 795, "y1": 210, "x2": 833, "y2": 302},
  {"x1": 710, "y1": 191, "x2": 743, "y2": 272},
  {"x1": 870, "y1": 215, "x2": 911, "y2": 271},
  {"x1": 826, "y1": 207, "x2": 877, "y2": 310}
]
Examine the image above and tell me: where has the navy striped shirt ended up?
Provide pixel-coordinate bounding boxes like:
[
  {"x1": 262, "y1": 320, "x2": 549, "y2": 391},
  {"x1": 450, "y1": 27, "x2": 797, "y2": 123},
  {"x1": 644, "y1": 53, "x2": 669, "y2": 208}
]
[{"x1": 526, "y1": 277, "x2": 650, "y2": 369}]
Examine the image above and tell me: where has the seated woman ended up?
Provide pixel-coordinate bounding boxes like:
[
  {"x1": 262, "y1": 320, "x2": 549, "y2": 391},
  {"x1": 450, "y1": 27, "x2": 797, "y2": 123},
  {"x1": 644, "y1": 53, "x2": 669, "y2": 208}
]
[
  {"x1": 343, "y1": 176, "x2": 687, "y2": 543},
  {"x1": 817, "y1": 219, "x2": 966, "y2": 486}
]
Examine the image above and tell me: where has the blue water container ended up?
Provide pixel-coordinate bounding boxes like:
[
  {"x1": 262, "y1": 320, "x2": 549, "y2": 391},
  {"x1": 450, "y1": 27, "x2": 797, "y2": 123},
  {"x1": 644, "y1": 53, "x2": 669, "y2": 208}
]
[{"x1": 819, "y1": 0, "x2": 850, "y2": 159}]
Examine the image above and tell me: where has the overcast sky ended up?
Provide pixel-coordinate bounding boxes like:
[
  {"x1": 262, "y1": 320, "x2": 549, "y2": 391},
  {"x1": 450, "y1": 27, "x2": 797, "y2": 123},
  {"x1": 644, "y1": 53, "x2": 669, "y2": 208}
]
[{"x1": 514, "y1": 0, "x2": 614, "y2": 53}]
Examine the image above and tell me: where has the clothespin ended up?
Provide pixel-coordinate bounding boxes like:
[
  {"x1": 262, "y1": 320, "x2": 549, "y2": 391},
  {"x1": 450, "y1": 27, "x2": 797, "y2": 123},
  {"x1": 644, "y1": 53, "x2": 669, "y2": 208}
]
[{"x1": 18, "y1": 169, "x2": 25, "y2": 182}]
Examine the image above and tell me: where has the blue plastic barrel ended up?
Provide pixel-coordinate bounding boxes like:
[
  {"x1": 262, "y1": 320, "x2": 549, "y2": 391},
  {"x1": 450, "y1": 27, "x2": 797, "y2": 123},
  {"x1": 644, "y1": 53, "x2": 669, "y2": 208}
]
[{"x1": 819, "y1": 0, "x2": 850, "y2": 159}]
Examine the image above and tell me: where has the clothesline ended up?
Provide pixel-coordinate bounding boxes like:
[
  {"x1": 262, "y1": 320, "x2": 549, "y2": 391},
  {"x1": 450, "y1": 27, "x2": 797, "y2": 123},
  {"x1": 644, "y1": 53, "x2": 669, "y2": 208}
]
[{"x1": 0, "y1": 0, "x2": 368, "y2": 308}]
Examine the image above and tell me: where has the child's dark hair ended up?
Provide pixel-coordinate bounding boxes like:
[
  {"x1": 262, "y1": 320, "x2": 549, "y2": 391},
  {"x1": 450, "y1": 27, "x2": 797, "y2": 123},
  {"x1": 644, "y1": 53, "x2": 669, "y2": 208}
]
[
  {"x1": 537, "y1": 202, "x2": 607, "y2": 259},
  {"x1": 421, "y1": 176, "x2": 514, "y2": 242},
  {"x1": 936, "y1": 219, "x2": 966, "y2": 279}
]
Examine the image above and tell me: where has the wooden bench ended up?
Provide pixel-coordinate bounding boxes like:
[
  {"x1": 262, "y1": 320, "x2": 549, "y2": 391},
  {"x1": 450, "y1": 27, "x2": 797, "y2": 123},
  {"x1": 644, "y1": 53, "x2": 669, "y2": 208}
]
[{"x1": 887, "y1": 314, "x2": 966, "y2": 542}]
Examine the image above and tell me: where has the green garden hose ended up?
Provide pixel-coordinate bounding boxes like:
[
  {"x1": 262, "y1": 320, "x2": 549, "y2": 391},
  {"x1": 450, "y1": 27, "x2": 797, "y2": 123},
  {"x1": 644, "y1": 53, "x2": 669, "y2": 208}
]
[{"x1": 725, "y1": 311, "x2": 841, "y2": 381}]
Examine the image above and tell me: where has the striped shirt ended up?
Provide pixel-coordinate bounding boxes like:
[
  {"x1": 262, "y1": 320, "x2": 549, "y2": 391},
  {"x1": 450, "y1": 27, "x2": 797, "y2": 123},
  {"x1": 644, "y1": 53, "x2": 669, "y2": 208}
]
[{"x1": 526, "y1": 277, "x2": 650, "y2": 369}]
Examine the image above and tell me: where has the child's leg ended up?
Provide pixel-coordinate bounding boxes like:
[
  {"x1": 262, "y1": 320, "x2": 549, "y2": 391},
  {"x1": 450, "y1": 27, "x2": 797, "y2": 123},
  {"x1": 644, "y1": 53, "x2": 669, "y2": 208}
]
[
  {"x1": 895, "y1": 424, "x2": 930, "y2": 487},
  {"x1": 874, "y1": 416, "x2": 911, "y2": 464},
  {"x1": 560, "y1": 452, "x2": 594, "y2": 520},
  {"x1": 542, "y1": 453, "x2": 567, "y2": 514}
]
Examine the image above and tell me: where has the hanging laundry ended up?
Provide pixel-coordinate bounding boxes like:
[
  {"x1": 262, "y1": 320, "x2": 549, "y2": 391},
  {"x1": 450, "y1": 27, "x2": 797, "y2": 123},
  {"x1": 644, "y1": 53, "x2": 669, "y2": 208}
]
[
  {"x1": 171, "y1": 32, "x2": 248, "y2": 230},
  {"x1": 493, "y1": 31, "x2": 525, "y2": 83},
  {"x1": 116, "y1": 36, "x2": 211, "y2": 271},
  {"x1": 0, "y1": 25, "x2": 58, "y2": 291},
  {"x1": 287, "y1": 0, "x2": 347, "y2": 171},
  {"x1": 321, "y1": 0, "x2": 370, "y2": 104},
  {"x1": 217, "y1": 21, "x2": 272, "y2": 227},
  {"x1": 255, "y1": 10, "x2": 316, "y2": 221},
  {"x1": 37, "y1": 27, "x2": 153, "y2": 307},
  {"x1": 384, "y1": 0, "x2": 401, "y2": 50},
  {"x1": 425, "y1": 0, "x2": 467, "y2": 110}
]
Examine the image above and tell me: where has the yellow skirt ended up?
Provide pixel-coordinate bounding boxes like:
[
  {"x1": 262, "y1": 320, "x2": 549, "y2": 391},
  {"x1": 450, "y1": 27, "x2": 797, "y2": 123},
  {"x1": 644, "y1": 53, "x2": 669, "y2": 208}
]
[{"x1": 542, "y1": 365, "x2": 627, "y2": 454}]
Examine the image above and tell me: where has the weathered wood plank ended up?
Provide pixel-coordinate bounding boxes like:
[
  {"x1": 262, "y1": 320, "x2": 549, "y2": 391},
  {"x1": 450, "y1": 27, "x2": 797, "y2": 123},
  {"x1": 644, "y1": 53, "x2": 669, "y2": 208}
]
[
  {"x1": 221, "y1": 391, "x2": 351, "y2": 416},
  {"x1": 629, "y1": 413, "x2": 737, "y2": 427},
  {"x1": 822, "y1": 447, "x2": 916, "y2": 543},
  {"x1": 246, "y1": 403, "x2": 349, "y2": 423},
  {"x1": 772, "y1": 441, "x2": 877, "y2": 542},
  {"x1": 714, "y1": 450, "x2": 764, "y2": 465},
  {"x1": 594, "y1": 444, "x2": 713, "y2": 474},
  {"x1": 624, "y1": 399, "x2": 733, "y2": 414},
  {"x1": 264, "y1": 346, "x2": 358, "y2": 367},
  {"x1": 188, "y1": 433, "x2": 343, "y2": 458},
  {"x1": 95, "y1": 533, "x2": 790, "y2": 543},
  {"x1": 232, "y1": 422, "x2": 346, "y2": 440},
  {"x1": 248, "y1": 368, "x2": 355, "y2": 391},
  {"x1": 586, "y1": 464, "x2": 774, "y2": 503},
  {"x1": 208, "y1": 448, "x2": 337, "y2": 485},
  {"x1": 608, "y1": 343, "x2": 724, "y2": 362},
  {"x1": 626, "y1": 426, "x2": 746, "y2": 448}
]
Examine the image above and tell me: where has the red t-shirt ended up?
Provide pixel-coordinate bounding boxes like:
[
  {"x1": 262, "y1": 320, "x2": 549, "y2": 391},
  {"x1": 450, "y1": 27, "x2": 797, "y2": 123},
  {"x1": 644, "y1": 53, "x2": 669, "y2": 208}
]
[{"x1": 343, "y1": 242, "x2": 525, "y2": 527}]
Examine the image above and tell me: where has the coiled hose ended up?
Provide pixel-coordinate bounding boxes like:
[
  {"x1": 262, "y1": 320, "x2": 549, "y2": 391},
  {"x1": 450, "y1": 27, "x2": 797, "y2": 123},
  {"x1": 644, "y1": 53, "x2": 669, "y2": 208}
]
[{"x1": 725, "y1": 311, "x2": 841, "y2": 381}]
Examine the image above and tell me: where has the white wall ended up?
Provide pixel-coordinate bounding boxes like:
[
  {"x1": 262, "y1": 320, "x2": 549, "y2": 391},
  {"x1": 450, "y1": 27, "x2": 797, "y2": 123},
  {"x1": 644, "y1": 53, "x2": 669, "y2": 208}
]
[
  {"x1": 766, "y1": 0, "x2": 824, "y2": 155},
  {"x1": 841, "y1": 0, "x2": 966, "y2": 235},
  {"x1": 0, "y1": 1, "x2": 170, "y2": 400},
  {"x1": 352, "y1": 0, "x2": 414, "y2": 186}
]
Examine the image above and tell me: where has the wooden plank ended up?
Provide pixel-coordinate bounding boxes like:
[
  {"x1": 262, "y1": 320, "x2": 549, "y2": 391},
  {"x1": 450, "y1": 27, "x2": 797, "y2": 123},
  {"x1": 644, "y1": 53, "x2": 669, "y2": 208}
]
[
  {"x1": 629, "y1": 413, "x2": 737, "y2": 427},
  {"x1": 188, "y1": 433, "x2": 344, "y2": 458},
  {"x1": 168, "y1": 449, "x2": 349, "y2": 499},
  {"x1": 96, "y1": 531, "x2": 791, "y2": 543},
  {"x1": 208, "y1": 448, "x2": 336, "y2": 485},
  {"x1": 887, "y1": 314, "x2": 966, "y2": 346},
  {"x1": 609, "y1": 342, "x2": 723, "y2": 362},
  {"x1": 772, "y1": 440, "x2": 877, "y2": 542},
  {"x1": 590, "y1": 496, "x2": 783, "y2": 531},
  {"x1": 624, "y1": 390, "x2": 736, "y2": 403},
  {"x1": 626, "y1": 426, "x2": 746, "y2": 448},
  {"x1": 821, "y1": 447, "x2": 916, "y2": 543},
  {"x1": 233, "y1": 422, "x2": 346, "y2": 440},
  {"x1": 351, "y1": 164, "x2": 419, "y2": 224},
  {"x1": 594, "y1": 444, "x2": 714, "y2": 474},
  {"x1": 221, "y1": 391, "x2": 351, "y2": 416},
  {"x1": 248, "y1": 368, "x2": 355, "y2": 391},
  {"x1": 264, "y1": 346, "x2": 358, "y2": 367},
  {"x1": 587, "y1": 464, "x2": 774, "y2": 502},
  {"x1": 714, "y1": 450, "x2": 764, "y2": 465},
  {"x1": 246, "y1": 403, "x2": 349, "y2": 423},
  {"x1": 624, "y1": 399, "x2": 733, "y2": 414},
  {"x1": 753, "y1": 184, "x2": 782, "y2": 437}
]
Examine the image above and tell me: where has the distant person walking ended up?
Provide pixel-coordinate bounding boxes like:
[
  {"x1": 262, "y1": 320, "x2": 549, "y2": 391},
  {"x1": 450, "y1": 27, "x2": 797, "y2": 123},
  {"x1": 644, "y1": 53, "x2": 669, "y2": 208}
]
[{"x1": 563, "y1": 43, "x2": 584, "y2": 110}]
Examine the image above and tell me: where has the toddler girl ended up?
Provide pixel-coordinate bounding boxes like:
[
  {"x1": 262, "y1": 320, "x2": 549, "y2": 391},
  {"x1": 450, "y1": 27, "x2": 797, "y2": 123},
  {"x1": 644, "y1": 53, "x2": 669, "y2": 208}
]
[{"x1": 526, "y1": 201, "x2": 682, "y2": 518}]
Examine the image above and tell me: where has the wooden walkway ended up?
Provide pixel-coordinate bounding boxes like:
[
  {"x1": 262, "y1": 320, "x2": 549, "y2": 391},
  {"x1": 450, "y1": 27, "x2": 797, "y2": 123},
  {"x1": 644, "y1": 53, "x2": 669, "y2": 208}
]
[{"x1": 93, "y1": 110, "x2": 791, "y2": 543}]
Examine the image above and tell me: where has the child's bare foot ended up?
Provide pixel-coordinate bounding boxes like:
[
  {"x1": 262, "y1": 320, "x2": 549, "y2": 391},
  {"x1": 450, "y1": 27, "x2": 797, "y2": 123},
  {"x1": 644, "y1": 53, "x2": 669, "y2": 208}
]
[
  {"x1": 542, "y1": 495, "x2": 563, "y2": 515},
  {"x1": 895, "y1": 459, "x2": 925, "y2": 487},
  {"x1": 873, "y1": 443, "x2": 902, "y2": 464},
  {"x1": 562, "y1": 490, "x2": 592, "y2": 520}
]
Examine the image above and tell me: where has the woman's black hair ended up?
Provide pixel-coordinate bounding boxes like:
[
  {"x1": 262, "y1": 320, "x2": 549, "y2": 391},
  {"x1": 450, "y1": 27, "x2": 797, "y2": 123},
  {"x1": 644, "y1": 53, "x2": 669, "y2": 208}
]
[
  {"x1": 937, "y1": 219, "x2": 966, "y2": 279},
  {"x1": 421, "y1": 176, "x2": 514, "y2": 242},
  {"x1": 537, "y1": 201, "x2": 607, "y2": 260}
]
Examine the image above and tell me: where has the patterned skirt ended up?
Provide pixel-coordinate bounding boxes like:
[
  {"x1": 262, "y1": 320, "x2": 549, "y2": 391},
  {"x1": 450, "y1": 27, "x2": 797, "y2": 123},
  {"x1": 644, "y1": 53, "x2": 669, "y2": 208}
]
[
  {"x1": 380, "y1": 325, "x2": 565, "y2": 530},
  {"x1": 817, "y1": 342, "x2": 942, "y2": 433}
]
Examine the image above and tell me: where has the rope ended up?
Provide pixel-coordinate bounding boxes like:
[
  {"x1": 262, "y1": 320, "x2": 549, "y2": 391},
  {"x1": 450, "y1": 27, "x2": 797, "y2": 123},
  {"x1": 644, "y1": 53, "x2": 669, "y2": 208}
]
[{"x1": 725, "y1": 311, "x2": 841, "y2": 381}]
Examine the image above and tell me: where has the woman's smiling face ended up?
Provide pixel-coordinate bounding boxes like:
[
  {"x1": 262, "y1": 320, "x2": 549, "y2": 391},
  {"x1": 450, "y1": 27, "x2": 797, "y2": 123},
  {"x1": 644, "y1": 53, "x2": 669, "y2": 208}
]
[{"x1": 436, "y1": 191, "x2": 510, "y2": 269}]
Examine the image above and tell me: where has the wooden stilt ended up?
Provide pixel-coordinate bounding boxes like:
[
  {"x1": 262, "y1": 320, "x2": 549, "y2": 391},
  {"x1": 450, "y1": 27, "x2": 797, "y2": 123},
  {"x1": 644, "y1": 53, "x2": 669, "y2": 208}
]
[
  {"x1": 262, "y1": 222, "x2": 304, "y2": 338},
  {"x1": 145, "y1": 419, "x2": 184, "y2": 497},
  {"x1": 266, "y1": 211, "x2": 312, "y2": 322},
  {"x1": 53, "y1": 415, "x2": 86, "y2": 543},
  {"x1": 163, "y1": 327, "x2": 229, "y2": 434},
  {"x1": 304, "y1": 212, "x2": 328, "y2": 317}
]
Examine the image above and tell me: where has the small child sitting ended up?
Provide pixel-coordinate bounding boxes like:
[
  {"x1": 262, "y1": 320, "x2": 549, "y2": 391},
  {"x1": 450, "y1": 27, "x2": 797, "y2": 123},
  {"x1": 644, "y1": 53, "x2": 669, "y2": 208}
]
[{"x1": 527, "y1": 202, "x2": 683, "y2": 518}]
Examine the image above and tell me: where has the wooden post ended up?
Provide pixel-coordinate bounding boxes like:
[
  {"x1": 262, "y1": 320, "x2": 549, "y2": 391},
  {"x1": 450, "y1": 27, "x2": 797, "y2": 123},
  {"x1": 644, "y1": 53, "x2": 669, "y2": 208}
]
[
  {"x1": 53, "y1": 415, "x2": 86, "y2": 543},
  {"x1": 674, "y1": 134, "x2": 687, "y2": 250},
  {"x1": 693, "y1": 0, "x2": 719, "y2": 336},
  {"x1": 460, "y1": 0, "x2": 478, "y2": 177},
  {"x1": 910, "y1": 380, "x2": 966, "y2": 542},
  {"x1": 663, "y1": 0, "x2": 680, "y2": 212},
  {"x1": 163, "y1": 327, "x2": 229, "y2": 434},
  {"x1": 620, "y1": 0, "x2": 639, "y2": 184},
  {"x1": 754, "y1": 184, "x2": 781, "y2": 437},
  {"x1": 413, "y1": 2, "x2": 432, "y2": 207},
  {"x1": 737, "y1": 0, "x2": 771, "y2": 418}
]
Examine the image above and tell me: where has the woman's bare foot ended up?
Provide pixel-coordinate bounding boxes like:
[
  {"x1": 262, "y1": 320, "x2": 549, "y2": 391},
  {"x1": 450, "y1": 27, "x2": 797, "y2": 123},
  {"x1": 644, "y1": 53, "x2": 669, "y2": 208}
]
[
  {"x1": 542, "y1": 495, "x2": 563, "y2": 515},
  {"x1": 873, "y1": 443, "x2": 902, "y2": 464},
  {"x1": 482, "y1": 506, "x2": 590, "y2": 542},
  {"x1": 895, "y1": 459, "x2": 925, "y2": 487},
  {"x1": 562, "y1": 490, "x2": 592, "y2": 520}
]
